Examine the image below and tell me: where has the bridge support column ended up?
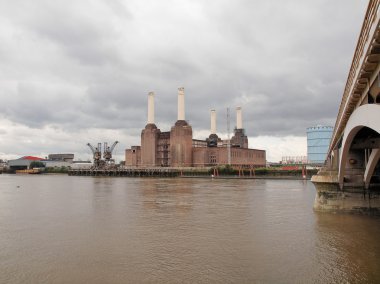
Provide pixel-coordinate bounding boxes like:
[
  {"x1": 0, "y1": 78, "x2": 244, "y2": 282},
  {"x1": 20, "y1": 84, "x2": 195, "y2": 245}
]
[
  {"x1": 312, "y1": 171, "x2": 380, "y2": 215},
  {"x1": 364, "y1": 149, "x2": 380, "y2": 189}
]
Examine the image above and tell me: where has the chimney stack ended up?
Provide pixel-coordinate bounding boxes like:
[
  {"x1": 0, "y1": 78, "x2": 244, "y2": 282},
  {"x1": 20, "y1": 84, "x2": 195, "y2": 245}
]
[
  {"x1": 178, "y1": 87, "x2": 185, "y2": 121},
  {"x1": 210, "y1": 109, "x2": 216, "y2": 134},
  {"x1": 236, "y1": 106, "x2": 242, "y2": 129},
  {"x1": 147, "y1": 92, "x2": 155, "y2": 124}
]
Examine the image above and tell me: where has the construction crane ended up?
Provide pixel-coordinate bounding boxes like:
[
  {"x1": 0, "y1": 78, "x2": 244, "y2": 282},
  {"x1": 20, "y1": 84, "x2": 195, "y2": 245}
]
[
  {"x1": 103, "y1": 141, "x2": 119, "y2": 164},
  {"x1": 87, "y1": 142, "x2": 102, "y2": 167}
]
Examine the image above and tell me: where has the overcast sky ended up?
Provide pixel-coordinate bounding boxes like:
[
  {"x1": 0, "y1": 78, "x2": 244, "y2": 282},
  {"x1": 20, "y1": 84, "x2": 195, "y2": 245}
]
[{"x1": 0, "y1": 0, "x2": 368, "y2": 162}]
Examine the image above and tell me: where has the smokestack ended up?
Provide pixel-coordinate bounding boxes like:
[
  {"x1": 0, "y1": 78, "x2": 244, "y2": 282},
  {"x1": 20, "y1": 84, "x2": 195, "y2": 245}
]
[
  {"x1": 147, "y1": 92, "x2": 155, "y2": 124},
  {"x1": 236, "y1": 106, "x2": 242, "y2": 129},
  {"x1": 210, "y1": 109, "x2": 216, "y2": 134},
  {"x1": 178, "y1": 87, "x2": 185, "y2": 120}
]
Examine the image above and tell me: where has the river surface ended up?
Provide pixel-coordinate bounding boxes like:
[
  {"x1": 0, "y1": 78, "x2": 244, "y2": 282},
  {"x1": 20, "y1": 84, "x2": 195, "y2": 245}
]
[{"x1": 0, "y1": 174, "x2": 380, "y2": 283}]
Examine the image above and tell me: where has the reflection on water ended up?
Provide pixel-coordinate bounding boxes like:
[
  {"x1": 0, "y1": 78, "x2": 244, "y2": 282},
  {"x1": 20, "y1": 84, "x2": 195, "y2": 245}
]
[
  {"x1": 140, "y1": 179, "x2": 195, "y2": 213},
  {"x1": 315, "y1": 213, "x2": 380, "y2": 283},
  {"x1": 0, "y1": 175, "x2": 379, "y2": 283}
]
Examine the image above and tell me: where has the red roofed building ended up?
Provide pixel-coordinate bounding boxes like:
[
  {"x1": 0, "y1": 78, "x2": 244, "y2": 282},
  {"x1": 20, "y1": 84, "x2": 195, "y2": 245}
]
[
  {"x1": 21, "y1": 156, "x2": 43, "y2": 161},
  {"x1": 8, "y1": 156, "x2": 44, "y2": 170}
]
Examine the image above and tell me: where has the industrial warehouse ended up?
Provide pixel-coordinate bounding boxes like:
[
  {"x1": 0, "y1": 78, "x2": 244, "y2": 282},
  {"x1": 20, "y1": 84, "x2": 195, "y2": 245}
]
[{"x1": 125, "y1": 88, "x2": 266, "y2": 168}]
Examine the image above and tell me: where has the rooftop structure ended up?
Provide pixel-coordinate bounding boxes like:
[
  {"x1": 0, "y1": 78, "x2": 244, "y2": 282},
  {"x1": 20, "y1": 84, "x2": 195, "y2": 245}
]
[{"x1": 48, "y1": 154, "x2": 74, "y2": 162}]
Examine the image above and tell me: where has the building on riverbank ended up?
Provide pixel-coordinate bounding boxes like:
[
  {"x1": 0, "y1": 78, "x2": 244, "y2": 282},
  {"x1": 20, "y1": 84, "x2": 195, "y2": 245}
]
[
  {"x1": 8, "y1": 154, "x2": 75, "y2": 170},
  {"x1": 8, "y1": 156, "x2": 44, "y2": 170},
  {"x1": 0, "y1": 159, "x2": 6, "y2": 172},
  {"x1": 281, "y1": 156, "x2": 308, "y2": 165},
  {"x1": 43, "y1": 154, "x2": 74, "y2": 168},
  {"x1": 125, "y1": 88, "x2": 266, "y2": 168},
  {"x1": 306, "y1": 125, "x2": 333, "y2": 165}
]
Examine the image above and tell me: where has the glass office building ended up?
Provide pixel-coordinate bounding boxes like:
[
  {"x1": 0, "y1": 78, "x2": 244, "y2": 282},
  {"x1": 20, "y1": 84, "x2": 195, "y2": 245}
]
[{"x1": 307, "y1": 126, "x2": 333, "y2": 164}]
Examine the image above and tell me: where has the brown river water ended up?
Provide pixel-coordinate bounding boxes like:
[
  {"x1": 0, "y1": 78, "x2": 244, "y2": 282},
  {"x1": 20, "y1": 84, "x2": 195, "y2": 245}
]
[{"x1": 0, "y1": 174, "x2": 380, "y2": 283}]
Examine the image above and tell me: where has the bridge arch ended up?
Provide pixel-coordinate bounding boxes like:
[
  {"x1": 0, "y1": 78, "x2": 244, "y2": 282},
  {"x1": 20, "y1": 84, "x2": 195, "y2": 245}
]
[{"x1": 338, "y1": 104, "x2": 380, "y2": 188}]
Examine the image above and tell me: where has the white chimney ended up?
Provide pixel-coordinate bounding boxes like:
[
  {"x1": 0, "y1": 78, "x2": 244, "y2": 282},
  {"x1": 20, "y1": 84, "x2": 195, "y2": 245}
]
[
  {"x1": 210, "y1": 109, "x2": 216, "y2": 134},
  {"x1": 178, "y1": 87, "x2": 185, "y2": 120},
  {"x1": 147, "y1": 92, "x2": 155, "y2": 124},
  {"x1": 236, "y1": 106, "x2": 242, "y2": 129}
]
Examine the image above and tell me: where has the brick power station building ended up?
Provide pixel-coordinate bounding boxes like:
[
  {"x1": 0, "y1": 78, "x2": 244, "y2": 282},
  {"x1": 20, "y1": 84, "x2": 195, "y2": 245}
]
[{"x1": 125, "y1": 88, "x2": 266, "y2": 168}]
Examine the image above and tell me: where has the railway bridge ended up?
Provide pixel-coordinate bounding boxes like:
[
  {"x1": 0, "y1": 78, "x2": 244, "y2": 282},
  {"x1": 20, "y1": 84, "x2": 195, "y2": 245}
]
[{"x1": 312, "y1": 1, "x2": 380, "y2": 214}]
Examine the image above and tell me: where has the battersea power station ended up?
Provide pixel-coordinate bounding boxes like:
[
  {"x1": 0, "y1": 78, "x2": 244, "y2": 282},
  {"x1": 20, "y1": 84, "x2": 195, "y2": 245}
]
[{"x1": 125, "y1": 88, "x2": 266, "y2": 168}]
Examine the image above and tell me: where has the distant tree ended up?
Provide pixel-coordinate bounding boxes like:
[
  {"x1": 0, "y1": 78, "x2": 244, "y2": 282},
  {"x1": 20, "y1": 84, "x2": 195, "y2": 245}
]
[{"x1": 29, "y1": 161, "x2": 45, "y2": 168}]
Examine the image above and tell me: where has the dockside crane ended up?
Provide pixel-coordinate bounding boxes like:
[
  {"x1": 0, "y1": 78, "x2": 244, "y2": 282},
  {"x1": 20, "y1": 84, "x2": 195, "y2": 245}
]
[
  {"x1": 103, "y1": 141, "x2": 119, "y2": 164},
  {"x1": 87, "y1": 142, "x2": 102, "y2": 167}
]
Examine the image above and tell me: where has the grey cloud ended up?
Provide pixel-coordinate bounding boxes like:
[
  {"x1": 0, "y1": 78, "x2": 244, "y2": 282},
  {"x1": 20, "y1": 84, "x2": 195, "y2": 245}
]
[{"x1": 0, "y1": 0, "x2": 368, "y2": 159}]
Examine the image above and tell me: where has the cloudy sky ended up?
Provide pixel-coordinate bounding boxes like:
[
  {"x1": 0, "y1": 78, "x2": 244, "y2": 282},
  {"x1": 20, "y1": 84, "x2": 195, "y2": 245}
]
[{"x1": 0, "y1": 0, "x2": 368, "y2": 162}]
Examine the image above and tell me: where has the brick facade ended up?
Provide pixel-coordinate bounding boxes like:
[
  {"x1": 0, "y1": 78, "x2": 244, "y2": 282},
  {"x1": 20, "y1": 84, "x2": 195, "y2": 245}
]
[
  {"x1": 170, "y1": 120, "x2": 193, "y2": 167},
  {"x1": 141, "y1": 123, "x2": 160, "y2": 167},
  {"x1": 125, "y1": 146, "x2": 141, "y2": 167},
  {"x1": 126, "y1": 122, "x2": 265, "y2": 168}
]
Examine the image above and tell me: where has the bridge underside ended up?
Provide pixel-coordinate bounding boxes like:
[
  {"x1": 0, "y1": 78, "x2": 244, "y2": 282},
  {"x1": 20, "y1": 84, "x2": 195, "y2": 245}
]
[
  {"x1": 338, "y1": 104, "x2": 380, "y2": 190},
  {"x1": 312, "y1": 101, "x2": 380, "y2": 216},
  {"x1": 312, "y1": 2, "x2": 380, "y2": 215},
  {"x1": 312, "y1": 99, "x2": 380, "y2": 215}
]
